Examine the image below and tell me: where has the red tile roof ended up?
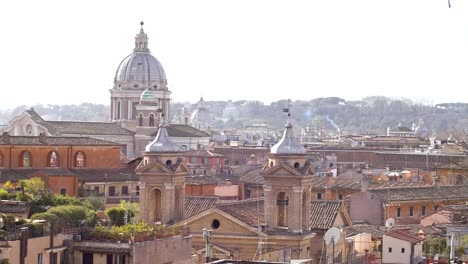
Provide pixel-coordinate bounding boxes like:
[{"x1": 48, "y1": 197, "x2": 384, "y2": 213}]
[
  {"x1": 309, "y1": 200, "x2": 343, "y2": 230},
  {"x1": 385, "y1": 229, "x2": 424, "y2": 244},
  {"x1": 184, "y1": 196, "x2": 220, "y2": 219}
]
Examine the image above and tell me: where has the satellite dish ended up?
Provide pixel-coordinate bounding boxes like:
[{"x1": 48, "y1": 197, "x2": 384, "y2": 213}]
[
  {"x1": 324, "y1": 227, "x2": 341, "y2": 246},
  {"x1": 385, "y1": 218, "x2": 395, "y2": 229}
]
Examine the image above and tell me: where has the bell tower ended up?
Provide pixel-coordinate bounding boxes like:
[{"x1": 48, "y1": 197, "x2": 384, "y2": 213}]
[
  {"x1": 135, "y1": 117, "x2": 188, "y2": 224},
  {"x1": 260, "y1": 109, "x2": 314, "y2": 233}
]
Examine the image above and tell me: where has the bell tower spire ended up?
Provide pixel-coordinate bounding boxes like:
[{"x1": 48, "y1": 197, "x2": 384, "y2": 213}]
[{"x1": 134, "y1": 21, "x2": 150, "y2": 52}]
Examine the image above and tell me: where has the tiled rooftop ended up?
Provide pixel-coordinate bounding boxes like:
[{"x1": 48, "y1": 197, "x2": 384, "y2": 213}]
[
  {"x1": 184, "y1": 196, "x2": 220, "y2": 219},
  {"x1": 0, "y1": 201, "x2": 30, "y2": 214},
  {"x1": 151, "y1": 124, "x2": 211, "y2": 138},
  {"x1": 0, "y1": 135, "x2": 123, "y2": 146},
  {"x1": 384, "y1": 229, "x2": 424, "y2": 244},
  {"x1": 309, "y1": 200, "x2": 343, "y2": 230},
  {"x1": 370, "y1": 185, "x2": 468, "y2": 202},
  {"x1": 216, "y1": 199, "x2": 265, "y2": 228}
]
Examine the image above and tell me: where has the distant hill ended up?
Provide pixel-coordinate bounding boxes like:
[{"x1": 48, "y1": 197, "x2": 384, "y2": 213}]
[{"x1": 2, "y1": 97, "x2": 468, "y2": 135}]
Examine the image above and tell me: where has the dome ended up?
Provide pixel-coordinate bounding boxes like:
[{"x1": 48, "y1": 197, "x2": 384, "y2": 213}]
[
  {"x1": 145, "y1": 118, "x2": 184, "y2": 153},
  {"x1": 114, "y1": 22, "x2": 167, "y2": 90},
  {"x1": 270, "y1": 120, "x2": 306, "y2": 155}
]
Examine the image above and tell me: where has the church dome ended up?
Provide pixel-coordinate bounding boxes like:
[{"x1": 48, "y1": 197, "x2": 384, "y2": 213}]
[
  {"x1": 114, "y1": 22, "x2": 167, "y2": 90},
  {"x1": 270, "y1": 120, "x2": 306, "y2": 155}
]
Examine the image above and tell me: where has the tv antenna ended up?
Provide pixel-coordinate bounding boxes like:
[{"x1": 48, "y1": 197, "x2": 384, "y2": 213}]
[{"x1": 324, "y1": 227, "x2": 341, "y2": 264}]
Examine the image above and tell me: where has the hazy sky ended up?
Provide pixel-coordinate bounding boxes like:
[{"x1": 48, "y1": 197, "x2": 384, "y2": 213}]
[{"x1": 1, "y1": 0, "x2": 468, "y2": 109}]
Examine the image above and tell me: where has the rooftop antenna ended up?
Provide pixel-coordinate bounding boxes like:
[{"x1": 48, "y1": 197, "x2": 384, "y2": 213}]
[{"x1": 324, "y1": 227, "x2": 341, "y2": 264}]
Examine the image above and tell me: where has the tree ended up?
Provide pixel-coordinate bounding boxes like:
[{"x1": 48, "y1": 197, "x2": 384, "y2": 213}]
[
  {"x1": 2, "y1": 181, "x2": 15, "y2": 191},
  {"x1": 19, "y1": 177, "x2": 46, "y2": 197},
  {"x1": 82, "y1": 196, "x2": 106, "y2": 211}
]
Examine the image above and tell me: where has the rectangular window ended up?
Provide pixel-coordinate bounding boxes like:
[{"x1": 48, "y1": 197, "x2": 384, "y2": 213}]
[
  {"x1": 434, "y1": 205, "x2": 438, "y2": 211},
  {"x1": 122, "y1": 186, "x2": 129, "y2": 196},
  {"x1": 317, "y1": 193, "x2": 322, "y2": 200},
  {"x1": 388, "y1": 247, "x2": 392, "y2": 253},
  {"x1": 94, "y1": 186, "x2": 100, "y2": 195},
  {"x1": 338, "y1": 194, "x2": 343, "y2": 200},
  {"x1": 409, "y1": 207, "x2": 414, "y2": 217},
  {"x1": 397, "y1": 207, "x2": 401, "y2": 218},
  {"x1": 192, "y1": 170, "x2": 196, "y2": 175},
  {"x1": 38, "y1": 253, "x2": 43, "y2": 264},
  {"x1": 60, "y1": 188, "x2": 67, "y2": 196},
  {"x1": 401, "y1": 248, "x2": 405, "y2": 253},
  {"x1": 136, "y1": 185, "x2": 140, "y2": 196},
  {"x1": 203, "y1": 157, "x2": 208, "y2": 164},
  {"x1": 190, "y1": 157, "x2": 197, "y2": 164},
  {"x1": 109, "y1": 186, "x2": 116, "y2": 196},
  {"x1": 422, "y1": 206, "x2": 426, "y2": 216}
]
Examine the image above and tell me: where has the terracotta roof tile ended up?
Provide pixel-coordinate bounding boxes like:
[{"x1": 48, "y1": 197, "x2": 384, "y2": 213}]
[
  {"x1": 216, "y1": 199, "x2": 264, "y2": 228},
  {"x1": 385, "y1": 229, "x2": 424, "y2": 244},
  {"x1": 151, "y1": 124, "x2": 211, "y2": 138},
  {"x1": 0, "y1": 136, "x2": 123, "y2": 146},
  {"x1": 0, "y1": 201, "x2": 30, "y2": 214},
  {"x1": 47, "y1": 121, "x2": 135, "y2": 136},
  {"x1": 74, "y1": 245, "x2": 130, "y2": 254},
  {"x1": 309, "y1": 200, "x2": 343, "y2": 230},
  {"x1": 369, "y1": 185, "x2": 468, "y2": 202},
  {"x1": 184, "y1": 196, "x2": 220, "y2": 219},
  {"x1": 346, "y1": 224, "x2": 384, "y2": 238}
]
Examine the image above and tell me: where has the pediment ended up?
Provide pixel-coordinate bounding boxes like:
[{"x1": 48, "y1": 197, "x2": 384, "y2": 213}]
[
  {"x1": 135, "y1": 159, "x2": 190, "y2": 174},
  {"x1": 183, "y1": 209, "x2": 263, "y2": 237},
  {"x1": 2, "y1": 111, "x2": 52, "y2": 136},
  {"x1": 261, "y1": 163, "x2": 302, "y2": 176},
  {"x1": 135, "y1": 161, "x2": 173, "y2": 174}
]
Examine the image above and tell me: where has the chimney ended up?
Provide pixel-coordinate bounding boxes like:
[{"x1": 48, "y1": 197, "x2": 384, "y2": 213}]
[
  {"x1": 325, "y1": 173, "x2": 336, "y2": 200},
  {"x1": 39, "y1": 133, "x2": 47, "y2": 144},
  {"x1": 1, "y1": 132, "x2": 10, "y2": 144}
]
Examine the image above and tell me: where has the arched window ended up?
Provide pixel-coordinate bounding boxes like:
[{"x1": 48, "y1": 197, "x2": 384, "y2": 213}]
[
  {"x1": 20, "y1": 151, "x2": 31, "y2": 167},
  {"x1": 277, "y1": 192, "x2": 289, "y2": 227},
  {"x1": 151, "y1": 189, "x2": 162, "y2": 222},
  {"x1": 138, "y1": 113, "x2": 143, "y2": 126},
  {"x1": 75, "y1": 151, "x2": 86, "y2": 167},
  {"x1": 48, "y1": 151, "x2": 59, "y2": 167},
  {"x1": 149, "y1": 114, "x2": 155, "y2": 127}
]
